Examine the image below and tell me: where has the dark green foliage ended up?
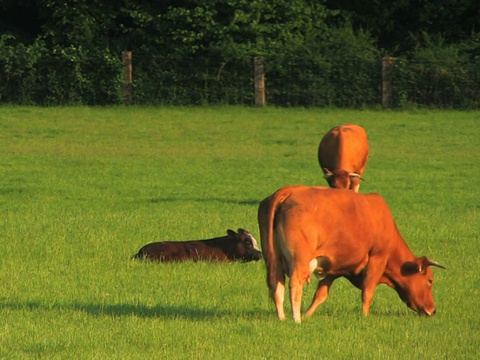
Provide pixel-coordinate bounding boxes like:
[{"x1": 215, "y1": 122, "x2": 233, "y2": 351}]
[
  {"x1": 391, "y1": 34, "x2": 480, "y2": 109},
  {"x1": 0, "y1": 0, "x2": 479, "y2": 107},
  {"x1": 265, "y1": 26, "x2": 380, "y2": 107},
  {"x1": 324, "y1": 0, "x2": 480, "y2": 54},
  {"x1": 0, "y1": 35, "x2": 122, "y2": 105}
]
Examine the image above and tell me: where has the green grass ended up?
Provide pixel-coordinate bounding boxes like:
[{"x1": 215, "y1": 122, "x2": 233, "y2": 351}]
[{"x1": 0, "y1": 106, "x2": 479, "y2": 359}]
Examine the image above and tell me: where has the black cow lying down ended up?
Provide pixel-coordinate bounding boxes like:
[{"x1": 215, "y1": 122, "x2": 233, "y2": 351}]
[{"x1": 133, "y1": 228, "x2": 262, "y2": 262}]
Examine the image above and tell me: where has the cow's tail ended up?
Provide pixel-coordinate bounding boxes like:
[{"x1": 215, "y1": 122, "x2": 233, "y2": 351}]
[{"x1": 259, "y1": 187, "x2": 292, "y2": 300}]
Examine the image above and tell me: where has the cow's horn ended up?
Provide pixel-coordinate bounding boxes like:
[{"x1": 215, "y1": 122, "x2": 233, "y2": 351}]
[
  {"x1": 419, "y1": 257, "x2": 446, "y2": 272},
  {"x1": 349, "y1": 172, "x2": 364, "y2": 181},
  {"x1": 323, "y1": 168, "x2": 333, "y2": 179}
]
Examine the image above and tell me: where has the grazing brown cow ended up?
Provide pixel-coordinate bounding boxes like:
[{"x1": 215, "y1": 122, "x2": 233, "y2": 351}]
[
  {"x1": 133, "y1": 228, "x2": 262, "y2": 263},
  {"x1": 318, "y1": 124, "x2": 369, "y2": 192},
  {"x1": 258, "y1": 185, "x2": 445, "y2": 323}
]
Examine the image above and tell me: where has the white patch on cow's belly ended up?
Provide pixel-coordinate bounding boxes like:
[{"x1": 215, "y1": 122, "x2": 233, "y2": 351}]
[{"x1": 309, "y1": 257, "x2": 327, "y2": 281}]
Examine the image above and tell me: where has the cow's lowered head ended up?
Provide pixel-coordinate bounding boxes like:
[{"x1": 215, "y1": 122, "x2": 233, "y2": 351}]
[
  {"x1": 323, "y1": 168, "x2": 364, "y2": 191},
  {"x1": 386, "y1": 256, "x2": 446, "y2": 316}
]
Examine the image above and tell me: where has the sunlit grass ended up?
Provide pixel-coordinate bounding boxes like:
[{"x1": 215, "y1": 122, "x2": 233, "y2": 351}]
[{"x1": 0, "y1": 106, "x2": 479, "y2": 359}]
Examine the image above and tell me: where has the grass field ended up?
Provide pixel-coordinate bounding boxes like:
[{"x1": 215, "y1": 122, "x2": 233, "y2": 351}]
[{"x1": 0, "y1": 106, "x2": 479, "y2": 359}]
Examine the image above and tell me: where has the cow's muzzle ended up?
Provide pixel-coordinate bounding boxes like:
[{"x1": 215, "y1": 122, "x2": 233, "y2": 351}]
[
  {"x1": 252, "y1": 252, "x2": 263, "y2": 261},
  {"x1": 420, "y1": 308, "x2": 436, "y2": 316}
]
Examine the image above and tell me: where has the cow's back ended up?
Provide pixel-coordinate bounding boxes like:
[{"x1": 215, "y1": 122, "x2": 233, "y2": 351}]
[
  {"x1": 134, "y1": 241, "x2": 190, "y2": 261},
  {"x1": 134, "y1": 238, "x2": 234, "y2": 262}
]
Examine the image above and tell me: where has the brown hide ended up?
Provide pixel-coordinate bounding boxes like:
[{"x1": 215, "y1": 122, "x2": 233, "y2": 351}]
[
  {"x1": 133, "y1": 228, "x2": 262, "y2": 263},
  {"x1": 258, "y1": 186, "x2": 444, "y2": 323},
  {"x1": 318, "y1": 124, "x2": 369, "y2": 192}
]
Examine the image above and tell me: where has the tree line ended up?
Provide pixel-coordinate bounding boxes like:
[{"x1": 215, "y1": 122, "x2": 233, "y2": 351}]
[{"x1": 1, "y1": 0, "x2": 479, "y2": 107}]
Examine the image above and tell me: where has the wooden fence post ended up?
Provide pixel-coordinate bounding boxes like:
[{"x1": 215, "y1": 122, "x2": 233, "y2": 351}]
[
  {"x1": 254, "y1": 56, "x2": 266, "y2": 107},
  {"x1": 382, "y1": 56, "x2": 394, "y2": 108},
  {"x1": 122, "y1": 51, "x2": 132, "y2": 105}
]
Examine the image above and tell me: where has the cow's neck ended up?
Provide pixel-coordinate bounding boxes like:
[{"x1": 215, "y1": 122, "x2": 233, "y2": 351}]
[{"x1": 382, "y1": 234, "x2": 417, "y2": 285}]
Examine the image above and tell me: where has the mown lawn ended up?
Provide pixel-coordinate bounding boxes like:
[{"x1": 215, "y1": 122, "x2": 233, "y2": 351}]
[{"x1": 0, "y1": 106, "x2": 479, "y2": 359}]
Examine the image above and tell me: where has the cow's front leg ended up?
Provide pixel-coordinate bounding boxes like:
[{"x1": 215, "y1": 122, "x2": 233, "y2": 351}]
[
  {"x1": 304, "y1": 275, "x2": 337, "y2": 317},
  {"x1": 361, "y1": 257, "x2": 386, "y2": 315}
]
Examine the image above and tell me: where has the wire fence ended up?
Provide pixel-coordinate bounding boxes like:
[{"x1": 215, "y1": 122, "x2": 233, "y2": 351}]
[{"x1": 1, "y1": 50, "x2": 479, "y2": 108}]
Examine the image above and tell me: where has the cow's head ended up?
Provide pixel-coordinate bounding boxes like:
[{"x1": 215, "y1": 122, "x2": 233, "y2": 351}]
[
  {"x1": 323, "y1": 168, "x2": 363, "y2": 192},
  {"x1": 227, "y1": 228, "x2": 262, "y2": 262},
  {"x1": 390, "y1": 257, "x2": 445, "y2": 316}
]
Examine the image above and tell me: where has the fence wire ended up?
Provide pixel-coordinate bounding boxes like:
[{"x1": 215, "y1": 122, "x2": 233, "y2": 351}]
[{"x1": 1, "y1": 51, "x2": 479, "y2": 108}]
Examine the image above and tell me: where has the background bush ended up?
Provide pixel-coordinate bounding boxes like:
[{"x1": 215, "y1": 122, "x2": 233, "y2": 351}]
[{"x1": 0, "y1": 0, "x2": 479, "y2": 107}]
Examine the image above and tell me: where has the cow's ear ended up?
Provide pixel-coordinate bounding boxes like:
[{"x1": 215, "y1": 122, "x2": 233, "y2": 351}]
[
  {"x1": 227, "y1": 229, "x2": 236, "y2": 238},
  {"x1": 402, "y1": 257, "x2": 446, "y2": 275},
  {"x1": 401, "y1": 262, "x2": 420, "y2": 275}
]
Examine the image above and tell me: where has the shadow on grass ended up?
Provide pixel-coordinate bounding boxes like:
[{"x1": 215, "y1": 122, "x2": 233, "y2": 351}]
[
  {"x1": 0, "y1": 297, "x2": 412, "y2": 320},
  {"x1": 0, "y1": 298, "x2": 270, "y2": 320}
]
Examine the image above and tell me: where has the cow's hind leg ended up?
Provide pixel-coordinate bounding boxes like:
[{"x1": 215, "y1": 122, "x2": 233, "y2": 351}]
[
  {"x1": 303, "y1": 275, "x2": 337, "y2": 317},
  {"x1": 289, "y1": 276, "x2": 303, "y2": 323},
  {"x1": 289, "y1": 268, "x2": 311, "y2": 323},
  {"x1": 268, "y1": 266, "x2": 287, "y2": 321},
  {"x1": 273, "y1": 280, "x2": 286, "y2": 321}
]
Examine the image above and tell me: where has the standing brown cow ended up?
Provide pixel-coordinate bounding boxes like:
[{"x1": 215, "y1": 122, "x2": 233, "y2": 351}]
[
  {"x1": 318, "y1": 124, "x2": 369, "y2": 192},
  {"x1": 258, "y1": 185, "x2": 445, "y2": 323}
]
